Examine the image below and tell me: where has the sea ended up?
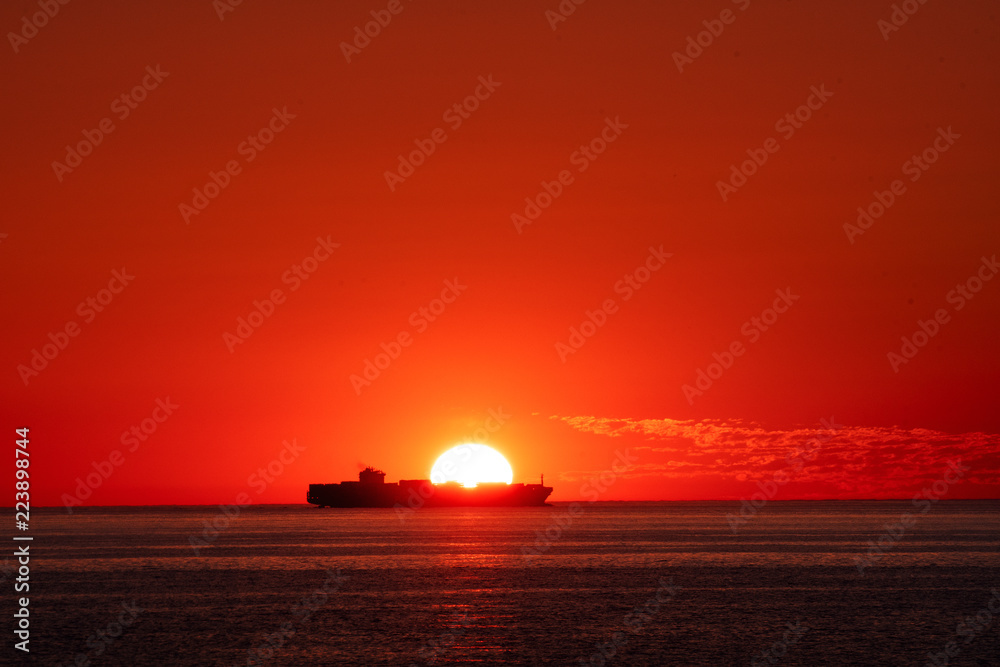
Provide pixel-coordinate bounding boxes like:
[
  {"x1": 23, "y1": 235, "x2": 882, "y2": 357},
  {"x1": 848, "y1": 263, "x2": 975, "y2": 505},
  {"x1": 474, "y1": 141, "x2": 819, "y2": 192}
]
[{"x1": 19, "y1": 501, "x2": 1000, "y2": 666}]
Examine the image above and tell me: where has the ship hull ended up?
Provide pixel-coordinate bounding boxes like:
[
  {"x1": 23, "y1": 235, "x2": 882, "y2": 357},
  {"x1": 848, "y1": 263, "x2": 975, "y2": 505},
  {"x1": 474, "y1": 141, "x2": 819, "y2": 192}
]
[{"x1": 307, "y1": 480, "x2": 552, "y2": 508}]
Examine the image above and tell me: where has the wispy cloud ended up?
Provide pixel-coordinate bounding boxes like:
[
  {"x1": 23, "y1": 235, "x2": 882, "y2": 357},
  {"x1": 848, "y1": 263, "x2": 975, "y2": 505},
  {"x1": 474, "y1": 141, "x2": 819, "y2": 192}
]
[{"x1": 550, "y1": 415, "x2": 1000, "y2": 497}]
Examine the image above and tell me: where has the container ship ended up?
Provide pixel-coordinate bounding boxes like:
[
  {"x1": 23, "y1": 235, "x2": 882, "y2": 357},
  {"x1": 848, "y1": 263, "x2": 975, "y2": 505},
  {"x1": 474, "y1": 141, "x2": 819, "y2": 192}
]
[{"x1": 307, "y1": 467, "x2": 553, "y2": 508}]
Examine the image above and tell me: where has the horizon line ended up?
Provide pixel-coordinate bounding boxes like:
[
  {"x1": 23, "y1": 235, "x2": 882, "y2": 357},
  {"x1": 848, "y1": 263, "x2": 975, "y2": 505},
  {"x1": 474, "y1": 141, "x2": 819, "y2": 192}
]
[{"x1": 14, "y1": 497, "x2": 1000, "y2": 510}]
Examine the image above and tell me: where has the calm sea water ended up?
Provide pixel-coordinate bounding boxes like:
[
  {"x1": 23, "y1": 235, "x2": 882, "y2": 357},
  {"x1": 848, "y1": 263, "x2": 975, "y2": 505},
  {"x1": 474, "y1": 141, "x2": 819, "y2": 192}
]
[{"x1": 19, "y1": 501, "x2": 1000, "y2": 666}]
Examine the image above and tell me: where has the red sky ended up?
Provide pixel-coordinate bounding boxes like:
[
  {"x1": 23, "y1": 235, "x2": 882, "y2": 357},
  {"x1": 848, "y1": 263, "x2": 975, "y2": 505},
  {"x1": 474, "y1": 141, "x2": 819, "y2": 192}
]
[{"x1": 3, "y1": 0, "x2": 998, "y2": 506}]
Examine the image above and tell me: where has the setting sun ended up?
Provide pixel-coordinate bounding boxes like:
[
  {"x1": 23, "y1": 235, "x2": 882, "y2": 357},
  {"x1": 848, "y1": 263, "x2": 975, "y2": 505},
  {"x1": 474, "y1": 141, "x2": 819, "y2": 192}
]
[{"x1": 430, "y1": 444, "x2": 514, "y2": 487}]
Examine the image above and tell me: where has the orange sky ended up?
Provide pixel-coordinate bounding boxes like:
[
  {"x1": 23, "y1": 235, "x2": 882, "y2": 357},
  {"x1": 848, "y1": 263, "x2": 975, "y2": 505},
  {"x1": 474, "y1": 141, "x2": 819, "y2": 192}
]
[{"x1": 3, "y1": 0, "x2": 999, "y2": 506}]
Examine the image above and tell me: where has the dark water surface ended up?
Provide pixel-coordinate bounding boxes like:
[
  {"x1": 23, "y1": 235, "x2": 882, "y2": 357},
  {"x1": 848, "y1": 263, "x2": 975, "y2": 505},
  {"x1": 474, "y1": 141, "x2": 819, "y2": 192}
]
[{"x1": 20, "y1": 501, "x2": 1000, "y2": 665}]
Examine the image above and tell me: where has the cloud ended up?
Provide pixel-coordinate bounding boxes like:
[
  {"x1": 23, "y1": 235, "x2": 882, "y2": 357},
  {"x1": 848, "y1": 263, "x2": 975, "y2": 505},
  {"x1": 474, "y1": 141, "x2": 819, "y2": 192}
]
[{"x1": 549, "y1": 415, "x2": 1000, "y2": 497}]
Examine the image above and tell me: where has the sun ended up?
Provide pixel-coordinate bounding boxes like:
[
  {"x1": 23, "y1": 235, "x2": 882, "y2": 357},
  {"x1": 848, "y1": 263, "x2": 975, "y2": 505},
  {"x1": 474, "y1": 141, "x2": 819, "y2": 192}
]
[{"x1": 430, "y1": 444, "x2": 514, "y2": 487}]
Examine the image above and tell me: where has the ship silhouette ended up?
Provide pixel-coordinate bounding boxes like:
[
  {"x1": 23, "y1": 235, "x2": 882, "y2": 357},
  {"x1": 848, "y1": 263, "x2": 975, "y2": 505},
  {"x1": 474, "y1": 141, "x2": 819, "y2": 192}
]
[{"x1": 307, "y1": 467, "x2": 553, "y2": 508}]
